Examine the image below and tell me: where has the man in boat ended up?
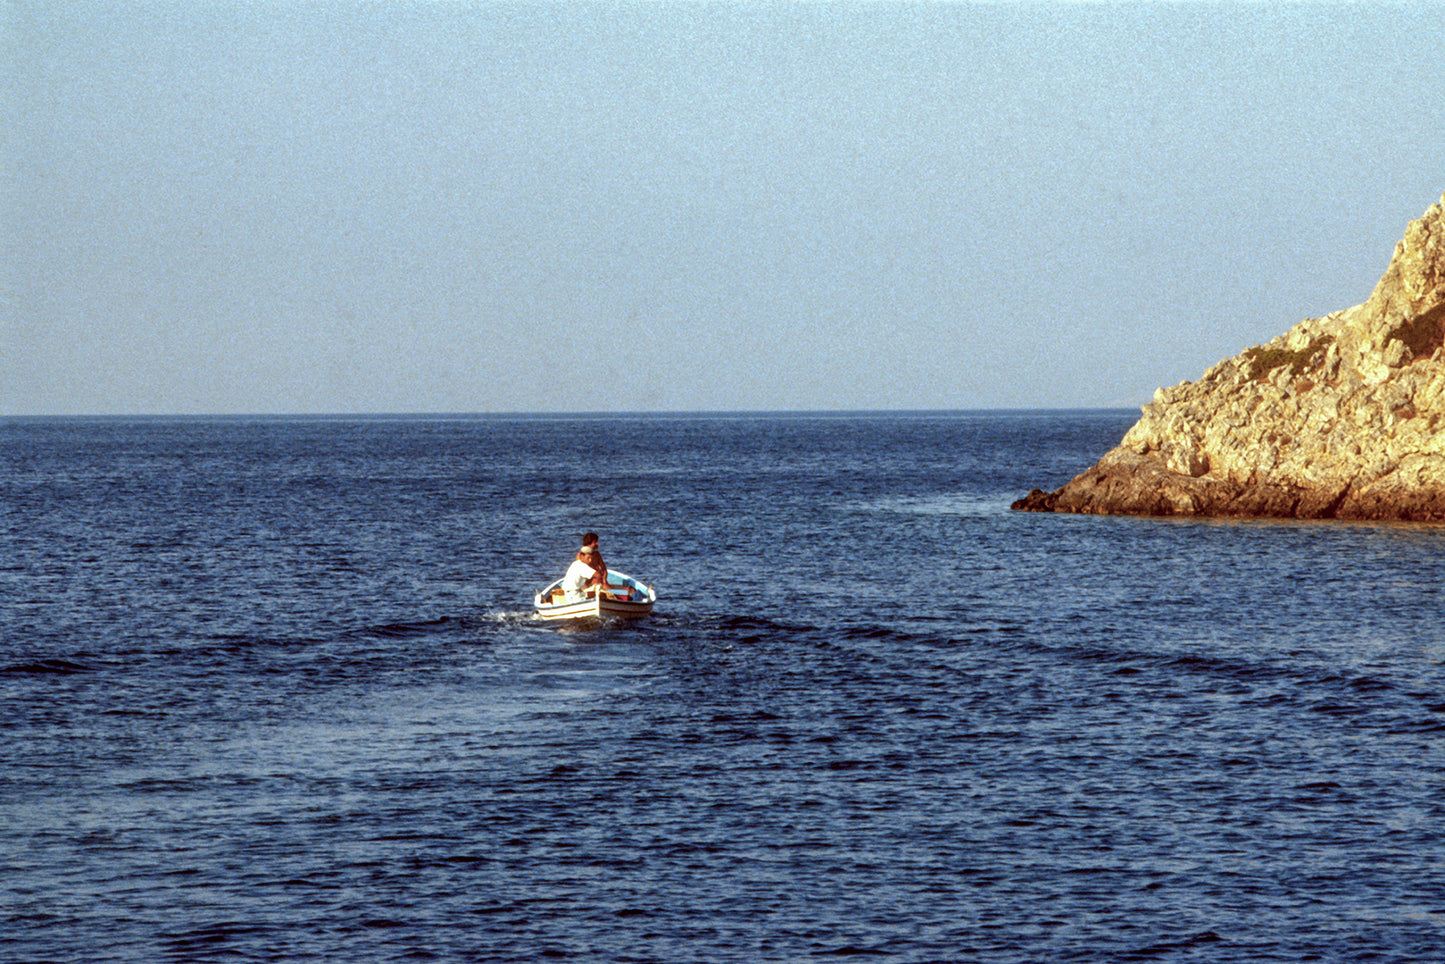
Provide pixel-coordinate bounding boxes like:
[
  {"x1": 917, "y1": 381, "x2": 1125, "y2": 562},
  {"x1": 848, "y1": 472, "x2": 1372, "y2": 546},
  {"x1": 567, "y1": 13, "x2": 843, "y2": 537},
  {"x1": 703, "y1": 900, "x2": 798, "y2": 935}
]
[{"x1": 562, "y1": 540, "x2": 605, "y2": 601}]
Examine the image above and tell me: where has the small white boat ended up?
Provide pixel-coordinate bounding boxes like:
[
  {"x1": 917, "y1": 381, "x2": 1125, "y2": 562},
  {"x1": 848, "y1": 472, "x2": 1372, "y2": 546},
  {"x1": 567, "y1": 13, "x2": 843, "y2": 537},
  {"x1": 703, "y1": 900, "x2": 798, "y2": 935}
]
[{"x1": 533, "y1": 571, "x2": 657, "y2": 622}]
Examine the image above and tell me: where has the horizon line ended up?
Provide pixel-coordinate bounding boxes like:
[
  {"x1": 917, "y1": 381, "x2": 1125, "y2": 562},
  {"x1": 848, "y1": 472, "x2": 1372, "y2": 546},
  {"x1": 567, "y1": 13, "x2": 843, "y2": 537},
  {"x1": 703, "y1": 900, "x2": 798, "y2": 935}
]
[{"x1": 0, "y1": 406, "x2": 1142, "y2": 421}]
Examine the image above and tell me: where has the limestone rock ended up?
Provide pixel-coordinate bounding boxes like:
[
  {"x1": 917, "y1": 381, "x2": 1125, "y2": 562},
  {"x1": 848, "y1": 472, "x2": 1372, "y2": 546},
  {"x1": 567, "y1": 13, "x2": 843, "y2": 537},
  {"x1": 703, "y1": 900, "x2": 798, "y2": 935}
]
[{"x1": 1012, "y1": 192, "x2": 1445, "y2": 521}]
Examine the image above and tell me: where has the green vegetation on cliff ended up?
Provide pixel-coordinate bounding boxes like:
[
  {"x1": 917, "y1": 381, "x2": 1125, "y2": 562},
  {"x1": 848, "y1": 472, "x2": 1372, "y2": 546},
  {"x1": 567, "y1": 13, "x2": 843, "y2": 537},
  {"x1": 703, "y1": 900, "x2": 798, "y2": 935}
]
[{"x1": 1242, "y1": 335, "x2": 1334, "y2": 380}]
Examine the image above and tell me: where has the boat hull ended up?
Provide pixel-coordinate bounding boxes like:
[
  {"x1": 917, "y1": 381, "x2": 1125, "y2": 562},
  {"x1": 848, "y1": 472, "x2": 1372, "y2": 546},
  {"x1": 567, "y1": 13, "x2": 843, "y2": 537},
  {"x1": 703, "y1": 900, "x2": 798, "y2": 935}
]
[{"x1": 533, "y1": 571, "x2": 656, "y2": 622}]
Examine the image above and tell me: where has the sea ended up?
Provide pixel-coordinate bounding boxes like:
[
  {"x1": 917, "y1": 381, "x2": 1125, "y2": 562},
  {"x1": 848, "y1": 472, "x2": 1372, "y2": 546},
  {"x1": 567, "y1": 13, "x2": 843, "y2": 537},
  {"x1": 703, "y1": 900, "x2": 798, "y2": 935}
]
[{"x1": 3, "y1": 411, "x2": 1444, "y2": 963}]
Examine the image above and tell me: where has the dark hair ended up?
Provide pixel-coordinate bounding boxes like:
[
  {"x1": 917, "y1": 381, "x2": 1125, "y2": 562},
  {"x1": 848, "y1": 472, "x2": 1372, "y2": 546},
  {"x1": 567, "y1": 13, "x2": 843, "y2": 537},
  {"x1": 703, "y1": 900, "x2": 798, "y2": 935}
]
[{"x1": 583, "y1": 531, "x2": 599, "y2": 546}]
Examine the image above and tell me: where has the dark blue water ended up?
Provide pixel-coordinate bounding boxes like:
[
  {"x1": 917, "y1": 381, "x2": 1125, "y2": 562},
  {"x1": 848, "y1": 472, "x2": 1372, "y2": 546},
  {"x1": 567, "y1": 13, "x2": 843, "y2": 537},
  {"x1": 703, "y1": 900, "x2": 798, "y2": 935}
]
[{"x1": 4, "y1": 412, "x2": 1444, "y2": 963}]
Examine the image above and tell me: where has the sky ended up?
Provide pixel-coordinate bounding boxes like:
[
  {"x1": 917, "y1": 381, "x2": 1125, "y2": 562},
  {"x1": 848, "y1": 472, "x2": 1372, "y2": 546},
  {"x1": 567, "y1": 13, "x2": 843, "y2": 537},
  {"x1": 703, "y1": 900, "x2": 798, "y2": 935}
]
[{"x1": 3, "y1": 1, "x2": 1444, "y2": 415}]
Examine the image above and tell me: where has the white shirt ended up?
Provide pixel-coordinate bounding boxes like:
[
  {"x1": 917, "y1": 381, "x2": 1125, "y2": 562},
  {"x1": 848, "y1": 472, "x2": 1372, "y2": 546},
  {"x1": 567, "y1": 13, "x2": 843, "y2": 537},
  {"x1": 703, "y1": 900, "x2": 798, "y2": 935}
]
[{"x1": 563, "y1": 558, "x2": 596, "y2": 600}]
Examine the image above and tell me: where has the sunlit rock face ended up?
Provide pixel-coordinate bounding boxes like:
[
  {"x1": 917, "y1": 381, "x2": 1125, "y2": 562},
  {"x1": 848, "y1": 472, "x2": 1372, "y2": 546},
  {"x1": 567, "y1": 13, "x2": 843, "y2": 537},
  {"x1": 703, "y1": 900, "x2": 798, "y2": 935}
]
[{"x1": 1014, "y1": 192, "x2": 1445, "y2": 520}]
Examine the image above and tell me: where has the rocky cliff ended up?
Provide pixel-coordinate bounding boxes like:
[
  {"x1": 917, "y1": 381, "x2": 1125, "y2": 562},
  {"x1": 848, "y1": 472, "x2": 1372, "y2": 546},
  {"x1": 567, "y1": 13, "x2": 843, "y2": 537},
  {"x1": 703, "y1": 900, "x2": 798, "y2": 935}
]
[{"x1": 1014, "y1": 191, "x2": 1445, "y2": 521}]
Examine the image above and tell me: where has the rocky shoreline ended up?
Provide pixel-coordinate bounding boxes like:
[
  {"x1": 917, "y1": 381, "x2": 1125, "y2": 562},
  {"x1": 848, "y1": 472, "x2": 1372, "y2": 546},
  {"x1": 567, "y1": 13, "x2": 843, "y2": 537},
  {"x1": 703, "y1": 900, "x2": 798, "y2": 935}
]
[{"x1": 1014, "y1": 192, "x2": 1445, "y2": 521}]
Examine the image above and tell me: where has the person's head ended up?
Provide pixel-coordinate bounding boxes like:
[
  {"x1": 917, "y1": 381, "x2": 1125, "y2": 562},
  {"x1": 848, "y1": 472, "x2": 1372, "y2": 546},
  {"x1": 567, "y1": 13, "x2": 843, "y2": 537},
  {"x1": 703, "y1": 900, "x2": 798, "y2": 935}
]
[{"x1": 582, "y1": 531, "x2": 599, "y2": 548}]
